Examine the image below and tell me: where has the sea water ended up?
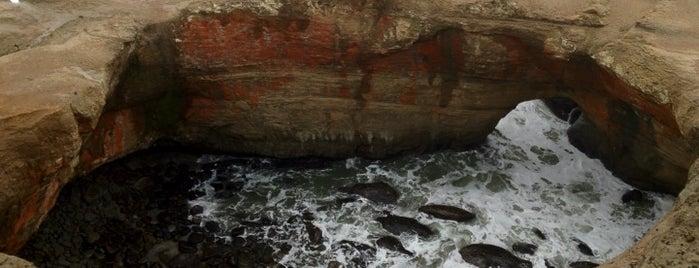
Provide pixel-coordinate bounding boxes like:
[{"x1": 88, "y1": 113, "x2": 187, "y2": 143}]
[{"x1": 188, "y1": 100, "x2": 674, "y2": 268}]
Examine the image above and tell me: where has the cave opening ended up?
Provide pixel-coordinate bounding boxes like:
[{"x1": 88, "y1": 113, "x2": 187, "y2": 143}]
[{"x1": 18, "y1": 98, "x2": 674, "y2": 268}]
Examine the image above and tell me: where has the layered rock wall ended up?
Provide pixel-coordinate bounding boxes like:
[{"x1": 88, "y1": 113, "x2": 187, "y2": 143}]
[{"x1": 1, "y1": 0, "x2": 698, "y2": 266}]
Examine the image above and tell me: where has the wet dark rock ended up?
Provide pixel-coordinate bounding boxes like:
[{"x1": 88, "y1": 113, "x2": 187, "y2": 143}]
[
  {"x1": 327, "y1": 260, "x2": 343, "y2": 268},
  {"x1": 189, "y1": 205, "x2": 204, "y2": 216},
  {"x1": 376, "y1": 236, "x2": 413, "y2": 256},
  {"x1": 622, "y1": 189, "x2": 644, "y2": 204},
  {"x1": 187, "y1": 232, "x2": 206, "y2": 244},
  {"x1": 232, "y1": 237, "x2": 246, "y2": 248},
  {"x1": 190, "y1": 216, "x2": 202, "y2": 225},
  {"x1": 533, "y1": 228, "x2": 547, "y2": 240},
  {"x1": 568, "y1": 107, "x2": 582, "y2": 124},
  {"x1": 574, "y1": 238, "x2": 594, "y2": 256},
  {"x1": 19, "y1": 151, "x2": 283, "y2": 268},
  {"x1": 177, "y1": 241, "x2": 197, "y2": 254},
  {"x1": 418, "y1": 204, "x2": 475, "y2": 222},
  {"x1": 545, "y1": 259, "x2": 557, "y2": 268},
  {"x1": 459, "y1": 243, "x2": 533, "y2": 268},
  {"x1": 569, "y1": 261, "x2": 599, "y2": 268},
  {"x1": 543, "y1": 97, "x2": 578, "y2": 122},
  {"x1": 204, "y1": 221, "x2": 220, "y2": 233},
  {"x1": 305, "y1": 222, "x2": 323, "y2": 244},
  {"x1": 339, "y1": 182, "x2": 400, "y2": 204},
  {"x1": 335, "y1": 196, "x2": 359, "y2": 206},
  {"x1": 302, "y1": 212, "x2": 316, "y2": 221},
  {"x1": 230, "y1": 227, "x2": 246, "y2": 237},
  {"x1": 511, "y1": 242, "x2": 537, "y2": 255},
  {"x1": 375, "y1": 214, "x2": 434, "y2": 238}
]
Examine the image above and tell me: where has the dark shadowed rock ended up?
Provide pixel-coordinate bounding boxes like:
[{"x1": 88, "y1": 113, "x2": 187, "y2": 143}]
[
  {"x1": 375, "y1": 214, "x2": 433, "y2": 238},
  {"x1": 327, "y1": 261, "x2": 343, "y2": 268},
  {"x1": 532, "y1": 228, "x2": 547, "y2": 240},
  {"x1": 568, "y1": 107, "x2": 582, "y2": 124},
  {"x1": 418, "y1": 204, "x2": 475, "y2": 222},
  {"x1": 459, "y1": 244, "x2": 533, "y2": 268},
  {"x1": 204, "y1": 221, "x2": 220, "y2": 233},
  {"x1": 511, "y1": 242, "x2": 537, "y2": 255},
  {"x1": 622, "y1": 189, "x2": 644, "y2": 204},
  {"x1": 305, "y1": 222, "x2": 323, "y2": 244},
  {"x1": 376, "y1": 236, "x2": 413, "y2": 256},
  {"x1": 573, "y1": 238, "x2": 594, "y2": 256},
  {"x1": 189, "y1": 205, "x2": 204, "y2": 216},
  {"x1": 545, "y1": 259, "x2": 557, "y2": 268},
  {"x1": 230, "y1": 227, "x2": 245, "y2": 237},
  {"x1": 339, "y1": 182, "x2": 399, "y2": 204},
  {"x1": 543, "y1": 97, "x2": 578, "y2": 122},
  {"x1": 569, "y1": 261, "x2": 599, "y2": 268},
  {"x1": 335, "y1": 196, "x2": 359, "y2": 206}
]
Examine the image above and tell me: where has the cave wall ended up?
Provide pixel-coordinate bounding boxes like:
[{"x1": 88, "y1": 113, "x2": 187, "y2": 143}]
[{"x1": 174, "y1": 9, "x2": 559, "y2": 158}]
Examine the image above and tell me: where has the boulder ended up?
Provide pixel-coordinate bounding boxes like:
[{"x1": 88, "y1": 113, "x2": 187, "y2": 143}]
[
  {"x1": 376, "y1": 236, "x2": 413, "y2": 256},
  {"x1": 459, "y1": 243, "x2": 532, "y2": 268},
  {"x1": 418, "y1": 204, "x2": 475, "y2": 222},
  {"x1": 621, "y1": 189, "x2": 644, "y2": 204},
  {"x1": 375, "y1": 214, "x2": 434, "y2": 238},
  {"x1": 511, "y1": 242, "x2": 537, "y2": 255},
  {"x1": 573, "y1": 238, "x2": 594, "y2": 256}
]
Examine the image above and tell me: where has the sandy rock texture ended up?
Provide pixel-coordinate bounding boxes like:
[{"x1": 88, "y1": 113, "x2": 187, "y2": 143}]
[
  {"x1": 0, "y1": 0, "x2": 698, "y2": 267},
  {"x1": 0, "y1": 252, "x2": 35, "y2": 268}
]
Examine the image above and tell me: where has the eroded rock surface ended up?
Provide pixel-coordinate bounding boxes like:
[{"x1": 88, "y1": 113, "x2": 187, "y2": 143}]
[{"x1": 1, "y1": 1, "x2": 699, "y2": 267}]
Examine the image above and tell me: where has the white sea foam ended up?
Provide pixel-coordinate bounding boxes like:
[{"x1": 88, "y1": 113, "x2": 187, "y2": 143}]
[{"x1": 190, "y1": 100, "x2": 674, "y2": 267}]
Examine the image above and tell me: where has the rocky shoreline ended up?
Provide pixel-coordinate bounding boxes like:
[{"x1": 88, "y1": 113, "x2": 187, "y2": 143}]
[{"x1": 19, "y1": 150, "x2": 283, "y2": 268}]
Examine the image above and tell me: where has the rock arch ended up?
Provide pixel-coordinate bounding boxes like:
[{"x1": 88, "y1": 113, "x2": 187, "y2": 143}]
[{"x1": 1, "y1": 0, "x2": 698, "y2": 266}]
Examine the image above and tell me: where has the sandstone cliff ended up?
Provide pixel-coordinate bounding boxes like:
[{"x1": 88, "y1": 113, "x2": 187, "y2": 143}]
[{"x1": 0, "y1": 0, "x2": 698, "y2": 266}]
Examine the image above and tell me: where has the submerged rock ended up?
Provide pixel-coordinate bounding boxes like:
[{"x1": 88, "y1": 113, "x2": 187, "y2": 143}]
[
  {"x1": 418, "y1": 204, "x2": 475, "y2": 222},
  {"x1": 459, "y1": 244, "x2": 533, "y2": 268},
  {"x1": 511, "y1": 242, "x2": 537, "y2": 255},
  {"x1": 532, "y1": 228, "x2": 547, "y2": 240},
  {"x1": 574, "y1": 238, "x2": 594, "y2": 256},
  {"x1": 339, "y1": 182, "x2": 400, "y2": 204},
  {"x1": 305, "y1": 222, "x2": 323, "y2": 244},
  {"x1": 621, "y1": 189, "x2": 644, "y2": 204},
  {"x1": 376, "y1": 236, "x2": 413, "y2": 256},
  {"x1": 375, "y1": 214, "x2": 434, "y2": 238},
  {"x1": 569, "y1": 261, "x2": 599, "y2": 268}
]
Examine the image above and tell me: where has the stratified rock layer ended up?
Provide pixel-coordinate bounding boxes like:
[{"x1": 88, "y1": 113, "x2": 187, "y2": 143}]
[{"x1": 0, "y1": 0, "x2": 698, "y2": 267}]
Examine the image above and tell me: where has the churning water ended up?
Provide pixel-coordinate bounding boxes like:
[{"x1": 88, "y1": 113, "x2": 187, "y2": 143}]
[{"x1": 188, "y1": 100, "x2": 674, "y2": 268}]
